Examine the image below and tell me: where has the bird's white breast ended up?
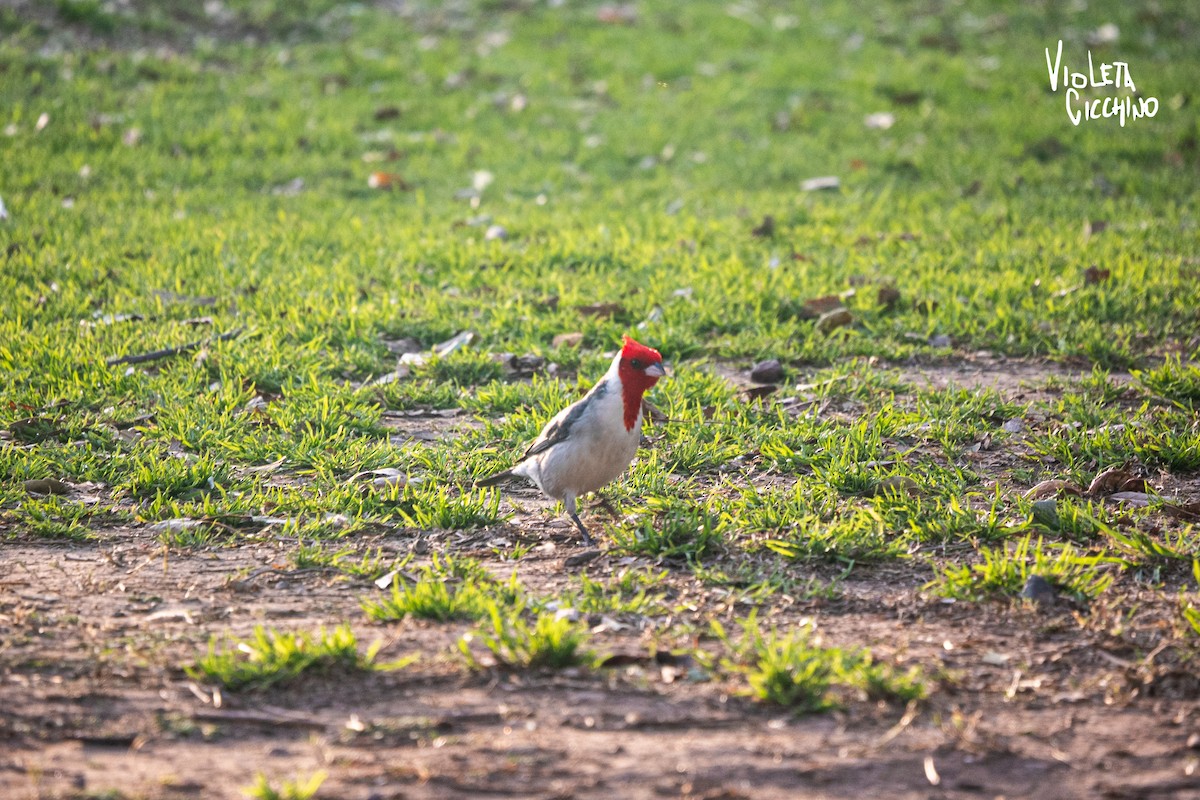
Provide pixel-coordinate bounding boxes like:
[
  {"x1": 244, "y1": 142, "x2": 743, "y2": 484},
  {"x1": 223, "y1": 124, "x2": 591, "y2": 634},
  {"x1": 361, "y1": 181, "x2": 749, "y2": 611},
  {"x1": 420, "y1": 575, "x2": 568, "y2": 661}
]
[{"x1": 518, "y1": 376, "x2": 642, "y2": 500}]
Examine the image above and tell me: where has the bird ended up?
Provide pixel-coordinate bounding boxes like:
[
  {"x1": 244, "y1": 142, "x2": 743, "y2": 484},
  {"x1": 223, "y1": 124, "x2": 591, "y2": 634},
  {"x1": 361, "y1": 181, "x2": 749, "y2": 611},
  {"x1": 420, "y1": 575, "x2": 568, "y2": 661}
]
[{"x1": 476, "y1": 336, "x2": 666, "y2": 545}]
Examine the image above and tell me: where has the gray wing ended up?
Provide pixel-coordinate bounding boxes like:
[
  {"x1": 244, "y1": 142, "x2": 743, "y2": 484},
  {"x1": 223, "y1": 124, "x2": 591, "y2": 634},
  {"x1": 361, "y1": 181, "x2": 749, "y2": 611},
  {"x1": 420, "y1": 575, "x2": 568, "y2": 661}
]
[{"x1": 520, "y1": 380, "x2": 607, "y2": 460}]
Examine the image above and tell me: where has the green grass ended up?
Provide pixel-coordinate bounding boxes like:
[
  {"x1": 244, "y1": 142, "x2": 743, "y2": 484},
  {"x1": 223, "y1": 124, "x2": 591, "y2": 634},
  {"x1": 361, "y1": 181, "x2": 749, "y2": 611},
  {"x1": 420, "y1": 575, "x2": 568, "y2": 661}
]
[
  {"x1": 362, "y1": 554, "x2": 520, "y2": 622},
  {"x1": 925, "y1": 534, "x2": 1123, "y2": 602},
  {"x1": 241, "y1": 771, "x2": 327, "y2": 800},
  {"x1": 186, "y1": 624, "x2": 408, "y2": 691},
  {"x1": 2, "y1": 0, "x2": 1200, "y2": 721},
  {"x1": 710, "y1": 615, "x2": 927, "y2": 712},
  {"x1": 460, "y1": 601, "x2": 593, "y2": 670}
]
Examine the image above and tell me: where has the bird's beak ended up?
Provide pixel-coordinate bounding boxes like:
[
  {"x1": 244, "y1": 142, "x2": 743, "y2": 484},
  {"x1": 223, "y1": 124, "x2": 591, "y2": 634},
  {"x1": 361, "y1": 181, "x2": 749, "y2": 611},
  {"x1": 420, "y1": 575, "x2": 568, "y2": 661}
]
[{"x1": 646, "y1": 362, "x2": 667, "y2": 379}]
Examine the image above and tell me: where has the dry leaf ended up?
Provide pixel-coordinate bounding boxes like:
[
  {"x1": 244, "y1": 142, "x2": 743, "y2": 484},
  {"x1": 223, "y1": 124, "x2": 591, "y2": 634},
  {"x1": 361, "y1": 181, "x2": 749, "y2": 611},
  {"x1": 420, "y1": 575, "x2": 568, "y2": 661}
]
[
  {"x1": 24, "y1": 478, "x2": 71, "y2": 496},
  {"x1": 368, "y1": 172, "x2": 409, "y2": 190},
  {"x1": 872, "y1": 475, "x2": 919, "y2": 496},
  {"x1": 552, "y1": 332, "x2": 584, "y2": 348},
  {"x1": 245, "y1": 457, "x2": 287, "y2": 474},
  {"x1": 877, "y1": 285, "x2": 901, "y2": 310},
  {"x1": 801, "y1": 176, "x2": 840, "y2": 191},
  {"x1": 743, "y1": 385, "x2": 777, "y2": 401},
  {"x1": 575, "y1": 302, "x2": 625, "y2": 318},
  {"x1": 816, "y1": 308, "x2": 853, "y2": 333},
  {"x1": 797, "y1": 294, "x2": 845, "y2": 320},
  {"x1": 1108, "y1": 491, "x2": 1154, "y2": 507},
  {"x1": 433, "y1": 330, "x2": 474, "y2": 357},
  {"x1": 1086, "y1": 466, "x2": 1145, "y2": 496},
  {"x1": 596, "y1": 4, "x2": 637, "y2": 24},
  {"x1": 1024, "y1": 480, "x2": 1083, "y2": 500},
  {"x1": 1162, "y1": 501, "x2": 1200, "y2": 522},
  {"x1": 751, "y1": 215, "x2": 775, "y2": 238},
  {"x1": 864, "y1": 112, "x2": 895, "y2": 130}
]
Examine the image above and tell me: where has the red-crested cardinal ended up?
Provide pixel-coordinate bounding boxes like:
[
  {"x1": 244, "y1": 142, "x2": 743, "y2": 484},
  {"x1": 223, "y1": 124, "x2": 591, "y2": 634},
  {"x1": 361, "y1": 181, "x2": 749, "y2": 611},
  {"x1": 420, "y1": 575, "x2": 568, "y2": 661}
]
[{"x1": 477, "y1": 336, "x2": 666, "y2": 544}]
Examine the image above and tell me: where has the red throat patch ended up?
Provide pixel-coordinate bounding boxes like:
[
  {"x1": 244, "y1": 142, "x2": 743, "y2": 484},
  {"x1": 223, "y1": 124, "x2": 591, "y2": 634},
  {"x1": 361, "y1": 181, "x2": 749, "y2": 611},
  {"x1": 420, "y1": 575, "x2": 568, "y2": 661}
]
[{"x1": 616, "y1": 336, "x2": 664, "y2": 431}]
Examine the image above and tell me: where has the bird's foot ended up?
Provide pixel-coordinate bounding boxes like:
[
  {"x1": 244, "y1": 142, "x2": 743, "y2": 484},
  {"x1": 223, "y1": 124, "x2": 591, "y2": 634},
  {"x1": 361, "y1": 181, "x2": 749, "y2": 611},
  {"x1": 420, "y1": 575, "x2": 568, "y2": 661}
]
[{"x1": 568, "y1": 509, "x2": 595, "y2": 546}]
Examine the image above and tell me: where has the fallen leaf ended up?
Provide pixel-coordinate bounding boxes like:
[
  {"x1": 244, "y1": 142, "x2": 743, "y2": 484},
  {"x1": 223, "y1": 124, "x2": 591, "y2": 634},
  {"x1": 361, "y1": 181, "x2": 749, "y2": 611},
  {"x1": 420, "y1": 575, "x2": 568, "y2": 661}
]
[
  {"x1": 271, "y1": 177, "x2": 305, "y2": 196},
  {"x1": 9, "y1": 417, "x2": 60, "y2": 443},
  {"x1": 153, "y1": 291, "x2": 217, "y2": 307},
  {"x1": 245, "y1": 457, "x2": 287, "y2": 474},
  {"x1": 24, "y1": 478, "x2": 71, "y2": 496},
  {"x1": 433, "y1": 330, "x2": 475, "y2": 357},
  {"x1": 751, "y1": 215, "x2": 775, "y2": 237},
  {"x1": 1086, "y1": 22, "x2": 1119, "y2": 45},
  {"x1": 919, "y1": 32, "x2": 960, "y2": 52},
  {"x1": 1087, "y1": 466, "x2": 1146, "y2": 496},
  {"x1": 743, "y1": 385, "x2": 777, "y2": 401},
  {"x1": 81, "y1": 312, "x2": 145, "y2": 327},
  {"x1": 872, "y1": 475, "x2": 919, "y2": 496},
  {"x1": 552, "y1": 332, "x2": 584, "y2": 348},
  {"x1": 150, "y1": 518, "x2": 208, "y2": 533},
  {"x1": 370, "y1": 366, "x2": 412, "y2": 386},
  {"x1": 877, "y1": 285, "x2": 901, "y2": 310},
  {"x1": 816, "y1": 308, "x2": 853, "y2": 333},
  {"x1": 1162, "y1": 501, "x2": 1200, "y2": 522},
  {"x1": 797, "y1": 294, "x2": 845, "y2": 319},
  {"x1": 368, "y1": 172, "x2": 409, "y2": 190},
  {"x1": 1024, "y1": 136, "x2": 1066, "y2": 162},
  {"x1": 1108, "y1": 491, "x2": 1155, "y2": 507},
  {"x1": 801, "y1": 175, "x2": 840, "y2": 191},
  {"x1": 575, "y1": 302, "x2": 625, "y2": 318},
  {"x1": 509, "y1": 353, "x2": 546, "y2": 373},
  {"x1": 631, "y1": 305, "x2": 662, "y2": 333},
  {"x1": 564, "y1": 549, "x2": 603, "y2": 567},
  {"x1": 864, "y1": 112, "x2": 895, "y2": 130},
  {"x1": 350, "y1": 467, "x2": 407, "y2": 491},
  {"x1": 1024, "y1": 480, "x2": 1083, "y2": 500}
]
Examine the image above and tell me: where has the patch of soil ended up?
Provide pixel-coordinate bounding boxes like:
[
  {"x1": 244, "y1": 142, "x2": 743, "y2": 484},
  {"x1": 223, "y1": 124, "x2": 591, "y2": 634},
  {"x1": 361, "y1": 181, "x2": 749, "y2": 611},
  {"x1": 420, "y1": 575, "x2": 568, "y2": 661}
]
[
  {"x1": 3, "y1": 360, "x2": 1199, "y2": 799},
  {"x1": 3, "y1": 529, "x2": 1199, "y2": 799}
]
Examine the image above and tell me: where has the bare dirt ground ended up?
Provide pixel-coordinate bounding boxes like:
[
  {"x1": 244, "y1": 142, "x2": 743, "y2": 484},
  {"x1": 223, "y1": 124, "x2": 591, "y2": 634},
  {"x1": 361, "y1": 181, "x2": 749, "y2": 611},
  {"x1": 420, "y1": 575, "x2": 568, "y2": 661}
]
[{"x1": 3, "y1": 360, "x2": 1200, "y2": 800}]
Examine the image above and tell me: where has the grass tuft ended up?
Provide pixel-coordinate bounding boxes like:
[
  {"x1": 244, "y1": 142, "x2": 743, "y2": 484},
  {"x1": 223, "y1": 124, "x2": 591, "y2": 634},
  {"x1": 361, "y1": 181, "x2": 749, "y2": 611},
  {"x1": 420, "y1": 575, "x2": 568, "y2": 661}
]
[{"x1": 187, "y1": 624, "x2": 408, "y2": 691}]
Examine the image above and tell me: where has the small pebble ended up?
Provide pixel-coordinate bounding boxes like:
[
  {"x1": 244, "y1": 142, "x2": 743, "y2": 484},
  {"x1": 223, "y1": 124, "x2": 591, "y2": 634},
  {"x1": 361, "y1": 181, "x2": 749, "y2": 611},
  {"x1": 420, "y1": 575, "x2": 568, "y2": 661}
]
[
  {"x1": 1020, "y1": 574, "x2": 1058, "y2": 606},
  {"x1": 750, "y1": 359, "x2": 784, "y2": 384}
]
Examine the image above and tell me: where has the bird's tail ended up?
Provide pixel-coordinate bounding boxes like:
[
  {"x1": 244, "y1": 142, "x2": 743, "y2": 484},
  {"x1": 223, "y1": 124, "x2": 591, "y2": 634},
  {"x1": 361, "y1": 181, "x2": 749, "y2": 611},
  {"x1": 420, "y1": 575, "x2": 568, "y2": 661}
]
[{"x1": 475, "y1": 469, "x2": 517, "y2": 488}]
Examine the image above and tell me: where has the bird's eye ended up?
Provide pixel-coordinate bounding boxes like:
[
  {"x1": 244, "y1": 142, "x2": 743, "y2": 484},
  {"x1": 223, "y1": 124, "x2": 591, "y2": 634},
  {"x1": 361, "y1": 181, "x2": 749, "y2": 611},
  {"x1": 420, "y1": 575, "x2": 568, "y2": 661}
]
[{"x1": 630, "y1": 358, "x2": 643, "y2": 369}]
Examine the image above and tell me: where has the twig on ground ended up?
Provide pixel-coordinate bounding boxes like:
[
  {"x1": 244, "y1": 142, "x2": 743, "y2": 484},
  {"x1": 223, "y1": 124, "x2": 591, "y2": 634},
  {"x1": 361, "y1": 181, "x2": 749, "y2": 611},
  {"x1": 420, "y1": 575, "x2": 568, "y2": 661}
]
[{"x1": 105, "y1": 326, "x2": 245, "y2": 366}]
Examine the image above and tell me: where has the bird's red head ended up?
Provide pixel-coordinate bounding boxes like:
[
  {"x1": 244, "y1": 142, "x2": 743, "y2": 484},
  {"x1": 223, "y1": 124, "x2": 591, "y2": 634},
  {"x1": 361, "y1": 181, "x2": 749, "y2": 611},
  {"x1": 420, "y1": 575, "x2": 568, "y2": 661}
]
[{"x1": 616, "y1": 336, "x2": 665, "y2": 431}]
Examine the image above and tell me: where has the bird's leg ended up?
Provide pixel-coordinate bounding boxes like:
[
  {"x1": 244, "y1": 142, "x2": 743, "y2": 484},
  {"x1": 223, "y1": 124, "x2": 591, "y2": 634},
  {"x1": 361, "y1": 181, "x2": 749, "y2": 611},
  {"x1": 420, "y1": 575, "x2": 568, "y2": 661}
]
[
  {"x1": 590, "y1": 493, "x2": 621, "y2": 519},
  {"x1": 564, "y1": 494, "x2": 594, "y2": 546}
]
